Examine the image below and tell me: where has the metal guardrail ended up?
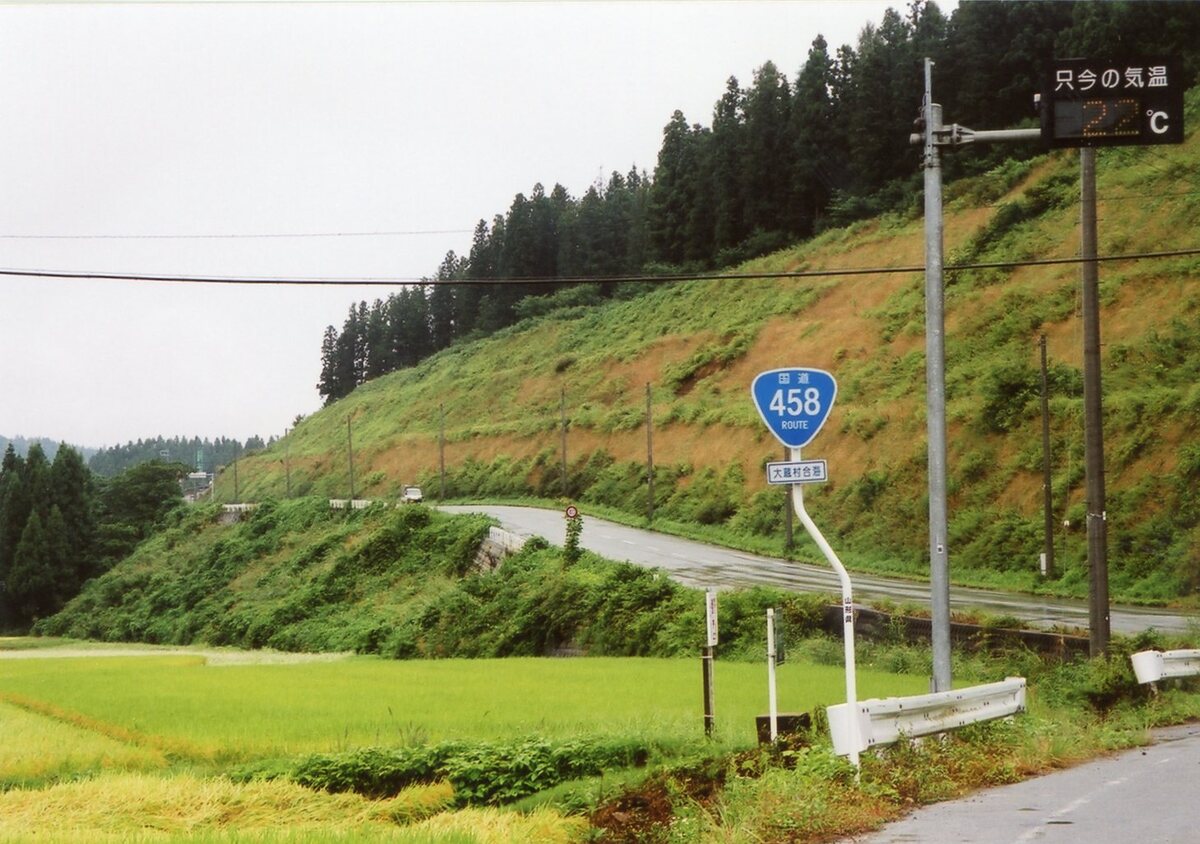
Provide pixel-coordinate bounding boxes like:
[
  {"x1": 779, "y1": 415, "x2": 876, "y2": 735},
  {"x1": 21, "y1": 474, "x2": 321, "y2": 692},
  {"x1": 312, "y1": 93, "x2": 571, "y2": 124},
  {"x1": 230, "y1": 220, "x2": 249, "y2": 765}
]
[
  {"x1": 328, "y1": 499, "x2": 376, "y2": 510},
  {"x1": 826, "y1": 677, "x2": 1026, "y2": 758},
  {"x1": 223, "y1": 499, "x2": 427, "y2": 512},
  {"x1": 1131, "y1": 649, "x2": 1200, "y2": 684},
  {"x1": 486, "y1": 526, "x2": 527, "y2": 555}
]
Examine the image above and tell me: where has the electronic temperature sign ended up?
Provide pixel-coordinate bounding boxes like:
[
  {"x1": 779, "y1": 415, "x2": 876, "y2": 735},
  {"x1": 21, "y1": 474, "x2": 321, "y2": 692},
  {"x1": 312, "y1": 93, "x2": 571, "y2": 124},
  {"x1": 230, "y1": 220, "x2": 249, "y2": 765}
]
[{"x1": 1042, "y1": 57, "x2": 1183, "y2": 148}]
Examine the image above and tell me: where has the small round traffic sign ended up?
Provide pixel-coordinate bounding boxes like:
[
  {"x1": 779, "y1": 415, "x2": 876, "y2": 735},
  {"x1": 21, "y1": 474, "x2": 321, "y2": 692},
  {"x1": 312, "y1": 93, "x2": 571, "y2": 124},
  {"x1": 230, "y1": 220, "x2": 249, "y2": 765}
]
[{"x1": 565, "y1": 505, "x2": 580, "y2": 519}]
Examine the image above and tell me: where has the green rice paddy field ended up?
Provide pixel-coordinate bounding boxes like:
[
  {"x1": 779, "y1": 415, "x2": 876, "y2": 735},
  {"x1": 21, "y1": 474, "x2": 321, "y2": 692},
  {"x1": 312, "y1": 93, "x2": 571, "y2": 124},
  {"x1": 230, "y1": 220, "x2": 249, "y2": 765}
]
[{"x1": 0, "y1": 642, "x2": 927, "y2": 842}]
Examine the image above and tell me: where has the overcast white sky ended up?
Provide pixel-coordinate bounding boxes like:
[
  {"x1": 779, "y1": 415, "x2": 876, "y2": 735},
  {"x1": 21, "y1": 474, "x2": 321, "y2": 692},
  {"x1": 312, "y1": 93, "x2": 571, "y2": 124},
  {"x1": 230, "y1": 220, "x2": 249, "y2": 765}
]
[{"x1": 1, "y1": 1, "x2": 914, "y2": 449}]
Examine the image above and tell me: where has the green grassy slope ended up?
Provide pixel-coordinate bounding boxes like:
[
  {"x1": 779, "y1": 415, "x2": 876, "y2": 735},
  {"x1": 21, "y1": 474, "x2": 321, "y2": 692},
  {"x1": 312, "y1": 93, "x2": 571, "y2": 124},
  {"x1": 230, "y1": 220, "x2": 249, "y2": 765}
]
[{"x1": 229, "y1": 92, "x2": 1200, "y2": 603}]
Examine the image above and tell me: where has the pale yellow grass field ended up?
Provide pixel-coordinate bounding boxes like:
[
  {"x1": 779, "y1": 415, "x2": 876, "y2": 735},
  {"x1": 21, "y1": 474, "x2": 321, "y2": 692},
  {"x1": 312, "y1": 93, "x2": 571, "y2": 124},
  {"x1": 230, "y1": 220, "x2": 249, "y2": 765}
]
[
  {"x1": 0, "y1": 773, "x2": 582, "y2": 842},
  {"x1": 0, "y1": 700, "x2": 166, "y2": 783}
]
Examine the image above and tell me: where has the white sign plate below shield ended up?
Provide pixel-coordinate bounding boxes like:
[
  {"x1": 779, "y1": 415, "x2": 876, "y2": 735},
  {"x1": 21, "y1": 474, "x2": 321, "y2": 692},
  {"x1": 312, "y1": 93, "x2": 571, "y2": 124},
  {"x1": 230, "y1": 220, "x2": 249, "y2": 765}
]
[{"x1": 765, "y1": 459, "x2": 828, "y2": 485}]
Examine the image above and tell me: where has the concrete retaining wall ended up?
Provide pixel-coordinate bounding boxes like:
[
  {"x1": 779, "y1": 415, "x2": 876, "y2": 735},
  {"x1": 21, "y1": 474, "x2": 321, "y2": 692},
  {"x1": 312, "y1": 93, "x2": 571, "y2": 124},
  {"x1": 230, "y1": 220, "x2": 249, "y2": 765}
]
[{"x1": 473, "y1": 526, "x2": 527, "y2": 572}]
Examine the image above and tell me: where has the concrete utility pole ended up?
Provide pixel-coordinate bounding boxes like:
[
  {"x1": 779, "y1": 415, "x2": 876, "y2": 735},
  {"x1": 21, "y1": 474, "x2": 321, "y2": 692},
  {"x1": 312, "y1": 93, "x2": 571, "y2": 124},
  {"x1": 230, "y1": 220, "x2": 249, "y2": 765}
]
[
  {"x1": 916, "y1": 58, "x2": 1041, "y2": 692},
  {"x1": 1080, "y1": 149, "x2": 1110, "y2": 655},
  {"x1": 921, "y1": 59, "x2": 952, "y2": 692}
]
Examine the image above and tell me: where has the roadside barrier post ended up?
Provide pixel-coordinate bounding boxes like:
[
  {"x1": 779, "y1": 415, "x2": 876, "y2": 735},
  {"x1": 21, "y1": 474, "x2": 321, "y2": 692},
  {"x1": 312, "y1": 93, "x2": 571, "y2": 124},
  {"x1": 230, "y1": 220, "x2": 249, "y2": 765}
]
[
  {"x1": 767, "y1": 608, "x2": 779, "y2": 742},
  {"x1": 702, "y1": 589, "x2": 717, "y2": 737}
]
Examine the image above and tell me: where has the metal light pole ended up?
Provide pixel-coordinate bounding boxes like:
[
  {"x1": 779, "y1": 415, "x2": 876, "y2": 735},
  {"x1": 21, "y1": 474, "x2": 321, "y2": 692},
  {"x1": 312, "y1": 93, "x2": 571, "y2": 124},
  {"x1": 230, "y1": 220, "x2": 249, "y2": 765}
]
[
  {"x1": 922, "y1": 59, "x2": 952, "y2": 692},
  {"x1": 914, "y1": 58, "x2": 1041, "y2": 691}
]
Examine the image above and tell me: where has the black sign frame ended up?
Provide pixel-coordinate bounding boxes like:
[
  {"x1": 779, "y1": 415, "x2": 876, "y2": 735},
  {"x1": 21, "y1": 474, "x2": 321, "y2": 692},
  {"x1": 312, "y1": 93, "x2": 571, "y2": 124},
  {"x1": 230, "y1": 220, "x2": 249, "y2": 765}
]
[{"x1": 1041, "y1": 57, "x2": 1184, "y2": 148}]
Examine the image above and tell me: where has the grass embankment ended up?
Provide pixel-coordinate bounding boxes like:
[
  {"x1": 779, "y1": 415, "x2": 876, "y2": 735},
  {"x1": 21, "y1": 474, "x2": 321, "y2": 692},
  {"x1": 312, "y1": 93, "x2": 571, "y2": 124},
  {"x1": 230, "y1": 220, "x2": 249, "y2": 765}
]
[{"x1": 222, "y1": 97, "x2": 1200, "y2": 606}]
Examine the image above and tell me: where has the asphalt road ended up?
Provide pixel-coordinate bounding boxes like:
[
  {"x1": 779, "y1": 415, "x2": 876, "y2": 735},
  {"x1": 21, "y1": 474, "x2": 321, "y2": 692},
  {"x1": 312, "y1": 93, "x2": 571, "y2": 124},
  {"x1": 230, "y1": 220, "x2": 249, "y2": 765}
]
[
  {"x1": 440, "y1": 504, "x2": 1195, "y2": 635},
  {"x1": 841, "y1": 723, "x2": 1200, "y2": 843}
]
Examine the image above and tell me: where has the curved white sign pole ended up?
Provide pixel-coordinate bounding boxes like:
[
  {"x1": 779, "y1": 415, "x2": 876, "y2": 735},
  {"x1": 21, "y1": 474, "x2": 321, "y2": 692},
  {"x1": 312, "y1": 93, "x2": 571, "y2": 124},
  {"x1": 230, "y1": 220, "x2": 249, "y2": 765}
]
[{"x1": 790, "y1": 445, "x2": 859, "y2": 770}]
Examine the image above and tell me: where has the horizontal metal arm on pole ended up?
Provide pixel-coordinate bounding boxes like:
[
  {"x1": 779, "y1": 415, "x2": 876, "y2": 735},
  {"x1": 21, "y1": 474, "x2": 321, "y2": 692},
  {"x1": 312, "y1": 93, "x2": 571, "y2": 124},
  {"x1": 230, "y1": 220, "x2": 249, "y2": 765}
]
[{"x1": 910, "y1": 125, "x2": 1042, "y2": 147}]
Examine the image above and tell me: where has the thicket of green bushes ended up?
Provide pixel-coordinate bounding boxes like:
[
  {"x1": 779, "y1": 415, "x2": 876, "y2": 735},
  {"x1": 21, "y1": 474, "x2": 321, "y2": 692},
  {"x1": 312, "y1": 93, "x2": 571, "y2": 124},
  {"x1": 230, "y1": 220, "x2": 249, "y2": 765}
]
[
  {"x1": 37, "y1": 497, "x2": 828, "y2": 660},
  {"x1": 235, "y1": 735, "x2": 662, "y2": 807}
]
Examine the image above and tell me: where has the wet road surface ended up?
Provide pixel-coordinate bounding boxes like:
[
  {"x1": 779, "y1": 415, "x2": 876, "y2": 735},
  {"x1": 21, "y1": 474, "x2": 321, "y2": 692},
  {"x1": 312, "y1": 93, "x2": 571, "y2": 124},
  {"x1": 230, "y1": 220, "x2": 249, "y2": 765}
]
[{"x1": 442, "y1": 504, "x2": 1193, "y2": 635}]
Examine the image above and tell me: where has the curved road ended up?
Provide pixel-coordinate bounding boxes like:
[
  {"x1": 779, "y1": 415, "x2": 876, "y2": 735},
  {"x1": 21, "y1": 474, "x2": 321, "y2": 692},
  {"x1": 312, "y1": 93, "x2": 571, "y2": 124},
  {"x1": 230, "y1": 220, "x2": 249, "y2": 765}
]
[{"x1": 441, "y1": 505, "x2": 1194, "y2": 635}]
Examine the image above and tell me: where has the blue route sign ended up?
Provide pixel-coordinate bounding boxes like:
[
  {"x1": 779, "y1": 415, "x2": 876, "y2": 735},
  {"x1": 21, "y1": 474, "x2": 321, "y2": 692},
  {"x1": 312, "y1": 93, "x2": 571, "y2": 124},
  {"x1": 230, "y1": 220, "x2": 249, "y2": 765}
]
[{"x1": 751, "y1": 368, "x2": 837, "y2": 449}]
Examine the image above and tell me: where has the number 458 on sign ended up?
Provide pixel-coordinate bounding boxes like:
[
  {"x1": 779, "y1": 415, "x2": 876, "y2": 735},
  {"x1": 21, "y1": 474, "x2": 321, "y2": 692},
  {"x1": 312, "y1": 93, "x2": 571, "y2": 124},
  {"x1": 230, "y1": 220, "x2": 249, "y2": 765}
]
[{"x1": 751, "y1": 368, "x2": 838, "y2": 450}]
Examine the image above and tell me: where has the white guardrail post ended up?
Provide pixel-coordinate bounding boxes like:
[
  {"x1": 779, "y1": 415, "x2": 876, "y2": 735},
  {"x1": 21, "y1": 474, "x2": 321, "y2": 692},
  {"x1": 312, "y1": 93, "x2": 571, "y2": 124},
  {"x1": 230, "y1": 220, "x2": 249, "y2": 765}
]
[
  {"x1": 826, "y1": 677, "x2": 1026, "y2": 758},
  {"x1": 1131, "y1": 649, "x2": 1200, "y2": 684}
]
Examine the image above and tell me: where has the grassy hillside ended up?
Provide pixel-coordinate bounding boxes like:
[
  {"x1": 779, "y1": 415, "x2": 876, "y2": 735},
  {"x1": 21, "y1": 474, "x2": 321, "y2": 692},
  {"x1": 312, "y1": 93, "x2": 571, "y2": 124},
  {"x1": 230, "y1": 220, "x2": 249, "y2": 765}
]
[{"x1": 229, "y1": 91, "x2": 1200, "y2": 603}]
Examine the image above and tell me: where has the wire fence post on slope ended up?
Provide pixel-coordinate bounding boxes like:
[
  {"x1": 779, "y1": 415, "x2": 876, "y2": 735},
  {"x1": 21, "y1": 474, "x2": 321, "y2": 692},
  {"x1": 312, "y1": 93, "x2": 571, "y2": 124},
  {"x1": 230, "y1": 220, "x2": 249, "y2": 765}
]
[
  {"x1": 1039, "y1": 334, "x2": 1055, "y2": 580},
  {"x1": 284, "y1": 428, "x2": 292, "y2": 499},
  {"x1": 646, "y1": 382, "x2": 655, "y2": 523},
  {"x1": 560, "y1": 387, "x2": 569, "y2": 498},
  {"x1": 439, "y1": 403, "x2": 446, "y2": 501},
  {"x1": 346, "y1": 415, "x2": 356, "y2": 501}
]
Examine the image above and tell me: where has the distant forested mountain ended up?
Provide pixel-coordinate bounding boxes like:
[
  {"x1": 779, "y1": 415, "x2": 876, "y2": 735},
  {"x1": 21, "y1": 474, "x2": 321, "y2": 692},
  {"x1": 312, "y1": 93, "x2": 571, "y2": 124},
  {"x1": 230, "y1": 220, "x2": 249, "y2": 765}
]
[
  {"x1": 316, "y1": 0, "x2": 1200, "y2": 405},
  {"x1": 87, "y1": 435, "x2": 268, "y2": 478},
  {"x1": 0, "y1": 436, "x2": 96, "y2": 463}
]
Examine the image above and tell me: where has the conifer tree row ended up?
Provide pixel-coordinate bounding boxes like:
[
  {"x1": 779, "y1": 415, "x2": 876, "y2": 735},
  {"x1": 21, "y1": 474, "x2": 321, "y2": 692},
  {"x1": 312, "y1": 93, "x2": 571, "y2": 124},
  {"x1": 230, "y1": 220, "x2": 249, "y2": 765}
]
[
  {"x1": 0, "y1": 443, "x2": 190, "y2": 629},
  {"x1": 0, "y1": 444, "x2": 96, "y2": 626},
  {"x1": 317, "y1": 0, "x2": 1200, "y2": 405}
]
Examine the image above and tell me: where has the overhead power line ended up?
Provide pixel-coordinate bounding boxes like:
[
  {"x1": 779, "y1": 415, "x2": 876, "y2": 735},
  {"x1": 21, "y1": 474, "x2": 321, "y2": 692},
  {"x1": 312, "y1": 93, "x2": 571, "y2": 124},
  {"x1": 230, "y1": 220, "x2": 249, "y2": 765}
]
[
  {"x1": 2, "y1": 246, "x2": 1199, "y2": 287},
  {"x1": 0, "y1": 228, "x2": 473, "y2": 241}
]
